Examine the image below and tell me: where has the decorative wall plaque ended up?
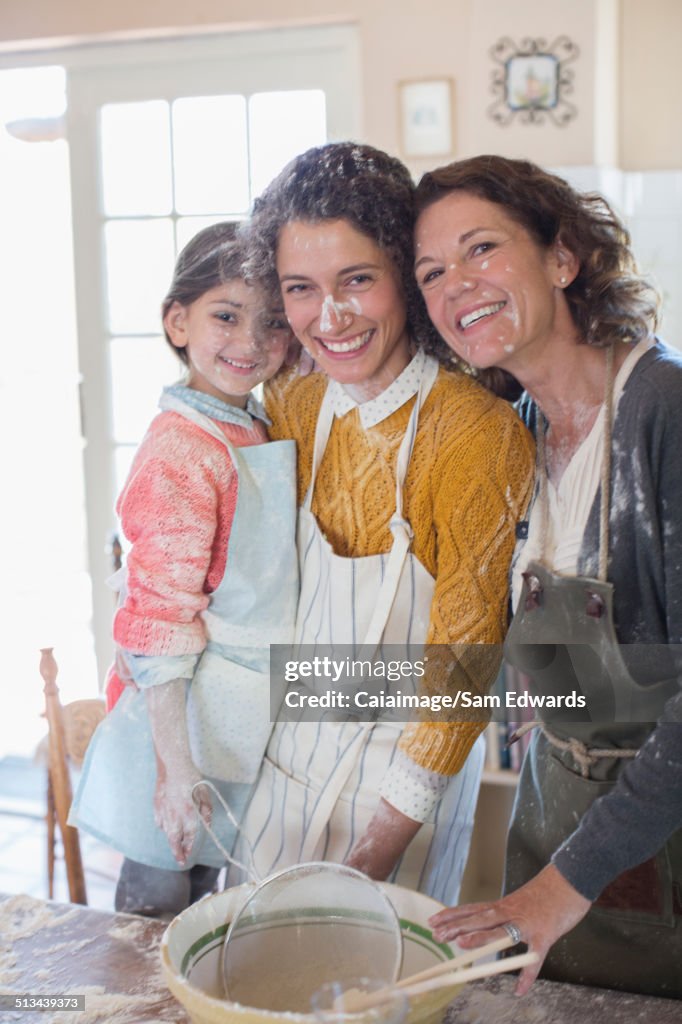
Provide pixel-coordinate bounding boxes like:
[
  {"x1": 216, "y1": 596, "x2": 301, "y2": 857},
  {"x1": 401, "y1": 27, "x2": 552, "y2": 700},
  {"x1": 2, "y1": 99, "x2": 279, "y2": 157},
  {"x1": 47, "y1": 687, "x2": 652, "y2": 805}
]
[{"x1": 488, "y1": 36, "x2": 579, "y2": 127}]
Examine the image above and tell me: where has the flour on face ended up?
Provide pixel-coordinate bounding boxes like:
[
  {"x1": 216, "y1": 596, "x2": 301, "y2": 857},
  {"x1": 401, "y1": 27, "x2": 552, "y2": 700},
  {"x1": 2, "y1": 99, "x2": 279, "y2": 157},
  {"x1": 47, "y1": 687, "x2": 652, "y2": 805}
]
[{"x1": 319, "y1": 294, "x2": 362, "y2": 332}]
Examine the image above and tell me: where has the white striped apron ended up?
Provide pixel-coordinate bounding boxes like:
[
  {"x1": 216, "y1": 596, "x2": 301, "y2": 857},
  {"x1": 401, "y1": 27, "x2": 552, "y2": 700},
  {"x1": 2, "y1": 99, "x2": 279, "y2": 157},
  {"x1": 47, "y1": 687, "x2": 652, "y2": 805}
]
[{"x1": 231, "y1": 354, "x2": 483, "y2": 903}]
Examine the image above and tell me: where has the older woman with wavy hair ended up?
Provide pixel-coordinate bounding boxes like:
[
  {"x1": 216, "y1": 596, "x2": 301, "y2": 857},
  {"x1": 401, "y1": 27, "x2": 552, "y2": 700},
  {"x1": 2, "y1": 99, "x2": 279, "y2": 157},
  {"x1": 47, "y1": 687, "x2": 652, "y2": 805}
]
[{"x1": 414, "y1": 155, "x2": 682, "y2": 997}]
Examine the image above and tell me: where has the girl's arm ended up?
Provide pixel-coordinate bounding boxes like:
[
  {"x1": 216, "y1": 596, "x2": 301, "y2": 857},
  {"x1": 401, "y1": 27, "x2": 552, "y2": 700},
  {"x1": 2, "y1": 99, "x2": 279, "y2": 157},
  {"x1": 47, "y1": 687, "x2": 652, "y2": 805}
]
[
  {"x1": 115, "y1": 414, "x2": 237, "y2": 861},
  {"x1": 146, "y1": 679, "x2": 212, "y2": 866}
]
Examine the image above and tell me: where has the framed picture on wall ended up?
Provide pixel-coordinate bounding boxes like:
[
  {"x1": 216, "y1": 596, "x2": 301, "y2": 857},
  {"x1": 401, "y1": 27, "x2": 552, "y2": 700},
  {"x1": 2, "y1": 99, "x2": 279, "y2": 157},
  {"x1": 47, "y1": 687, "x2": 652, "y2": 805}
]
[
  {"x1": 505, "y1": 53, "x2": 559, "y2": 110},
  {"x1": 488, "y1": 36, "x2": 579, "y2": 127},
  {"x1": 398, "y1": 78, "x2": 454, "y2": 157}
]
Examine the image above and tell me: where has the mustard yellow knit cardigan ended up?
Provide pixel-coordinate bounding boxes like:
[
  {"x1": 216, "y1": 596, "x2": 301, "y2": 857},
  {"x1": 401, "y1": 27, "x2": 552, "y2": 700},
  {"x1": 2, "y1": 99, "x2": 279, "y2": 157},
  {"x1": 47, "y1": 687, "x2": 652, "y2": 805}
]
[{"x1": 265, "y1": 363, "x2": 535, "y2": 775}]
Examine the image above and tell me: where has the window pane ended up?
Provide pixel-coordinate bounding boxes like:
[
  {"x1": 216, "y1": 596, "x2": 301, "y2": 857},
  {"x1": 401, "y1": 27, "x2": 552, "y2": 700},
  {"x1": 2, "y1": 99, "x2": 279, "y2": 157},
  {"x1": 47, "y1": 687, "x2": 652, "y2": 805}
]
[
  {"x1": 249, "y1": 90, "x2": 326, "y2": 198},
  {"x1": 100, "y1": 101, "x2": 172, "y2": 216},
  {"x1": 105, "y1": 219, "x2": 175, "y2": 334},
  {"x1": 172, "y1": 95, "x2": 249, "y2": 214},
  {"x1": 110, "y1": 336, "x2": 184, "y2": 443},
  {"x1": 176, "y1": 215, "x2": 244, "y2": 253}
]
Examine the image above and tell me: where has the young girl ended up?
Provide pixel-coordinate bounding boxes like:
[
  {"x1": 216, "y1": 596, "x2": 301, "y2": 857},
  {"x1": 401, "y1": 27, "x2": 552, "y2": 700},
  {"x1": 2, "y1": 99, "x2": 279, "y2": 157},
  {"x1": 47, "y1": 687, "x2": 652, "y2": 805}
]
[{"x1": 70, "y1": 223, "x2": 298, "y2": 916}]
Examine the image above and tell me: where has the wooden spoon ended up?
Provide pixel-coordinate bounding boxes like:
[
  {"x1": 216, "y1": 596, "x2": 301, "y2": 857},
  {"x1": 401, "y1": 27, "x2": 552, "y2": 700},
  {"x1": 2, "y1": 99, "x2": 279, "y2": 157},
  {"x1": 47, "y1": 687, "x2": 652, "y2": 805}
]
[
  {"x1": 339, "y1": 951, "x2": 538, "y2": 1013},
  {"x1": 395, "y1": 934, "x2": 515, "y2": 988}
]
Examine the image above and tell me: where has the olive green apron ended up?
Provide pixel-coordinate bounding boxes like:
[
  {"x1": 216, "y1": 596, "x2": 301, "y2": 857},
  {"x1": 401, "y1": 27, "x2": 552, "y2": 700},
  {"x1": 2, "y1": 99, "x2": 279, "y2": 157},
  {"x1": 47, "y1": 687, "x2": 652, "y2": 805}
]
[{"x1": 503, "y1": 348, "x2": 682, "y2": 998}]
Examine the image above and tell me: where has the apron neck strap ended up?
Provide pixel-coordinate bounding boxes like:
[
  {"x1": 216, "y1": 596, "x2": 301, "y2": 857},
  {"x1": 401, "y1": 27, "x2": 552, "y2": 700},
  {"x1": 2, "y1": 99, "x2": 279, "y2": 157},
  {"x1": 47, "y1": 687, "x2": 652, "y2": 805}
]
[
  {"x1": 598, "y1": 344, "x2": 615, "y2": 582},
  {"x1": 303, "y1": 352, "x2": 439, "y2": 660},
  {"x1": 304, "y1": 352, "x2": 440, "y2": 519},
  {"x1": 392, "y1": 355, "x2": 439, "y2": 525}
]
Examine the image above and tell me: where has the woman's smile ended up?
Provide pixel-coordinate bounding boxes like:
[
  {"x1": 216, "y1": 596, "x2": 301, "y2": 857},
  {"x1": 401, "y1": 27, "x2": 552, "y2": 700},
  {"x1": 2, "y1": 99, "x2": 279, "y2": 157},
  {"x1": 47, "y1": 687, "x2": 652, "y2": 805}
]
[
  {"x1": 315, "y1": 328, "x2": 374, "y2": 356},
  {"x1": 457, "y1": 300, "x2": 507, "y2": 332}
]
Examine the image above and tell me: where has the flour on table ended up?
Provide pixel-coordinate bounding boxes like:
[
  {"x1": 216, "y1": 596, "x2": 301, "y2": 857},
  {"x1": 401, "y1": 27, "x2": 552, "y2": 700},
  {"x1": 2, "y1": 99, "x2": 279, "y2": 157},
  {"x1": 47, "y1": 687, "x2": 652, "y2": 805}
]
[
  {"x1": 0, "y1": 894, "x2": 78, "y2": 941},
  {"x1": 0, "y1": 894, "x2": 80, "y2": 987},
  {"x1": 106, "y1": 918, "x2": 150, "y2": 942},
  {"x1": 50, "y1": 985, "x2": 174, "y2": 1024}
]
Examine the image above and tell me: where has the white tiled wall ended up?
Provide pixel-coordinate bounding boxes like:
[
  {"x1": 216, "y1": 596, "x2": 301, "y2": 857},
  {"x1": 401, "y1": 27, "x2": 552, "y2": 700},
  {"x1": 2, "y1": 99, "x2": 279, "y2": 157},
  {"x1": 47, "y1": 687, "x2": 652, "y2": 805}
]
[
  {"x1": 624, "y1": 172, "x2": 682, "y2": 350},
  {"x1": 553, "y1": 166, "x2": 682, "y2": 352}
]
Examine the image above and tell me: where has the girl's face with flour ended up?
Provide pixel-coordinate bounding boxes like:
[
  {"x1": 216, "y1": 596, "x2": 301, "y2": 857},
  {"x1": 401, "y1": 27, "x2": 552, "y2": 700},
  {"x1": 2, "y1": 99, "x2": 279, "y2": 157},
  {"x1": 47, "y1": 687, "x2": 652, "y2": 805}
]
[
  {"x1": 277, "y1": 218, "x2": 412, "y2": 399},
  {"x1": 164, "y1": 279, "x2": 291, "y2": 408}
]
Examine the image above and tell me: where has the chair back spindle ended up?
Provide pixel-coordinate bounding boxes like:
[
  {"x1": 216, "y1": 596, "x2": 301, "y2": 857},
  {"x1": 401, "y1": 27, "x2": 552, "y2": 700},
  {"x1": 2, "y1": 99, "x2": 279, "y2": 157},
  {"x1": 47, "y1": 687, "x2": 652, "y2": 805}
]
[{"x1": 39, "y1": 648, "x2": 88, "y2": 905}]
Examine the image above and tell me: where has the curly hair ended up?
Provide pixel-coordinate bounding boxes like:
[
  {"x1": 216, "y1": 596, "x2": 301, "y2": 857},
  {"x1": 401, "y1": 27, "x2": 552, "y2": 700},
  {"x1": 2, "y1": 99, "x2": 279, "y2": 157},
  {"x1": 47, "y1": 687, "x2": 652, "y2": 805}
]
[
  {"x1": 415, "y1": 155, "x2": 660, "y2": 360},
  {"x1": 244, "y1": 141, "x2": 451, "y2": 364},
  {"x1": 161, "y1": 221, "x2": 250, "y2": 365}
]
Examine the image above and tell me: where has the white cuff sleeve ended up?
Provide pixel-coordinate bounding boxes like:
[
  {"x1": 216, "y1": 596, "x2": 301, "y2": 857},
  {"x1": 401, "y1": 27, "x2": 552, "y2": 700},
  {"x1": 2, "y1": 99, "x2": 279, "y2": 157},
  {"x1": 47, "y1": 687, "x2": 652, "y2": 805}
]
[{"x1": 379, "y1": 749, "x2": 450, "y2": 823}]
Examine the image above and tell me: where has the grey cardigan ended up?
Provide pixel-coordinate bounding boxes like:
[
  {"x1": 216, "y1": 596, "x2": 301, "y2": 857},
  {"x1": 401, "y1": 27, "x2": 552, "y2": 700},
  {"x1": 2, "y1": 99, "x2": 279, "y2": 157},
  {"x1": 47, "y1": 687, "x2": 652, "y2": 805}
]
[{"x1": 519, "y1": 340, "x2": 682, "y2": 899}]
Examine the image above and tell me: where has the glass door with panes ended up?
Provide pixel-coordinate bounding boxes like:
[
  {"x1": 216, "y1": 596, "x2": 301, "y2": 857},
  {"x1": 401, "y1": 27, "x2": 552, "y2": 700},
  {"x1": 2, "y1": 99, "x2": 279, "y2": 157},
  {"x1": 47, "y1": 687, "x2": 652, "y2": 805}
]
[{"x1": 64, "y1": 26, "x2": 360, "y2": 677}]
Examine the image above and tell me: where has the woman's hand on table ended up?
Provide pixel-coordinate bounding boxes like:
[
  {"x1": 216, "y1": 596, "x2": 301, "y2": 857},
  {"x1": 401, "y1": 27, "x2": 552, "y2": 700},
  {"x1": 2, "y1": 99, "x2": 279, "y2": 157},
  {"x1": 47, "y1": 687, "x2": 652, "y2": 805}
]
[
  {"x1": 428, "y1": 864, "x2": 592, "y2": 995},
  {"x1": 344, "y1": 798, "x2": 421, "y2": 879}
]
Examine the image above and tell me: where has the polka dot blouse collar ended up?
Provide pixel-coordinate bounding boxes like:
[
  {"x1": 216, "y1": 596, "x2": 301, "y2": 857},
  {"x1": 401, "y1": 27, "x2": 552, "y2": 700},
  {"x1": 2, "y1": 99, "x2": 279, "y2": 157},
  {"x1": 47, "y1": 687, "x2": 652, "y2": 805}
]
[{"x1": 329, "y1": 347, "x2": 428, "y2": 428}]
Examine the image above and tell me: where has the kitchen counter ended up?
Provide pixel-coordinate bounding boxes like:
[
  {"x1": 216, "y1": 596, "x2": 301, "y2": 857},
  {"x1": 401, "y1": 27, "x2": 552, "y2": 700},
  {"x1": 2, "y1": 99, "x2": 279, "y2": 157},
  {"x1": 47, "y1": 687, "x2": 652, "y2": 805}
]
[
  {"x1": 0, "y1": 892, "x2": 188, "y2": 1023},
  {"x1": 1, "y1": 892, "x2": 679, "y2": 1023},
  {"x1": 446, "y1": 973, "x2": 681, "y2": 1023}
]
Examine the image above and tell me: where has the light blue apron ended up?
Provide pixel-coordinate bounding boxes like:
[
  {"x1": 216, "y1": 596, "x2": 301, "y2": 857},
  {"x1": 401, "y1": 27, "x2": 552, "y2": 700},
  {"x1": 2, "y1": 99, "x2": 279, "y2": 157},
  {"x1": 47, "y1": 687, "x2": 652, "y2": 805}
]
[{"x1": 69, "y1": 393, "x2": 297, "y2": 870}]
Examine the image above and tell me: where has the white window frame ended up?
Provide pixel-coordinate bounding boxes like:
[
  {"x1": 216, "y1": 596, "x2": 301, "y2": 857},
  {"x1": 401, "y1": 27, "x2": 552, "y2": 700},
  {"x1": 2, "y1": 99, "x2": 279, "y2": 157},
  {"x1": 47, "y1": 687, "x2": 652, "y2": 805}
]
[{"x1": 1, "y1": 25, "x2": 361, "y2": 679}]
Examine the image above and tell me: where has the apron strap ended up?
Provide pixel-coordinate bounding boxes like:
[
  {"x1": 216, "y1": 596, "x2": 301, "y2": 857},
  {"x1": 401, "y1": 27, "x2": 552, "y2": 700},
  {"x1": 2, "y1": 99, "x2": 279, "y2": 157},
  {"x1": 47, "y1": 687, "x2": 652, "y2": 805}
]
[
  {"x1": 298, "y1": 723, "x2": 375, "y2": 862},
  {"x1": 305, "y1": 353, "x2": 439, "y2": 657},
  {"x1": 392, "y1": 355, "x2": 438, "y2": 520},
  {"x1": 510, "y1": 721, "x2": 639, "y2": 779},
  {"x1": 359, "y1": 518, "x2": 413, "y2": 656},
  {"x1": 298, "y1": 354, "x2": 439, "y2": 860},
  {"x1": 360, "y1": 355, "x2": 438, "y2": 655},
  {"x1": 304, "y1": 385, "x2": 336, "y2": 512}
]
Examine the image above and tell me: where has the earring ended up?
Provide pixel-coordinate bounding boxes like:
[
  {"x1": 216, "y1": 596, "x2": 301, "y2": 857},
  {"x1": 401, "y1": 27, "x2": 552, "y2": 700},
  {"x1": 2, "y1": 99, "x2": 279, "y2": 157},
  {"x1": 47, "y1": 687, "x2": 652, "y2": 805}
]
[{"x1": 559, "y1": 276, "x2": 567, "y2": 285}]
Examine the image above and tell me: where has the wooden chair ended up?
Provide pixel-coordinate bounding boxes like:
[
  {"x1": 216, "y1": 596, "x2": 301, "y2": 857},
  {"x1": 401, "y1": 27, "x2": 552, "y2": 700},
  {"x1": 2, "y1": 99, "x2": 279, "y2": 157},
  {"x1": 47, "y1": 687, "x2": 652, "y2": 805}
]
[{"x1": 39, "y1": 647, "x2": 106, "y2": 905}]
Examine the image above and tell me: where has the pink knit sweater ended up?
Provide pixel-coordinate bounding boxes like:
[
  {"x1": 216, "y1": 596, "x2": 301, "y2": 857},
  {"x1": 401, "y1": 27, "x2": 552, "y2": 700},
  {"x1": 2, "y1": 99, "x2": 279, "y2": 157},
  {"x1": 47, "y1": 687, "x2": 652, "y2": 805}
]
[{"x1": 113, "y1": 408, "x2": 269, "y2": 658}]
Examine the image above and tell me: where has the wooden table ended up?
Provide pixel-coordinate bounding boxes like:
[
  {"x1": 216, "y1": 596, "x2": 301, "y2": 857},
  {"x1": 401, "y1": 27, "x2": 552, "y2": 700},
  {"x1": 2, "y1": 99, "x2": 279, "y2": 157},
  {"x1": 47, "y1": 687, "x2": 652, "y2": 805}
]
[
  {"x1": 446, "y1": 972, "x2": 682, "y2": 1023},
  {"x1": 0, "y1": 892, "x2": 189, "y2": 1023},
  {"x1": 2, "y1": 893, "x2": 680, "y2": 1023}
]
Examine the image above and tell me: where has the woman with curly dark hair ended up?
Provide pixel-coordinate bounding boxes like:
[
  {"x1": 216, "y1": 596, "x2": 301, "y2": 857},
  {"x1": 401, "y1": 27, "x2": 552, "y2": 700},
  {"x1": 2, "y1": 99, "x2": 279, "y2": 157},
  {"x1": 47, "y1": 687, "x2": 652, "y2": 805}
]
[
  {"x1": 416, "y1": 155, "x2": 682, "y2": 997},
  {"x1": 229, "y1": 143, "x2": 534, "y2": 902}
]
